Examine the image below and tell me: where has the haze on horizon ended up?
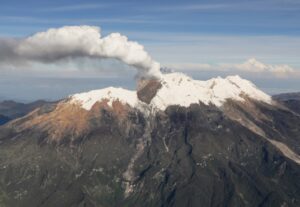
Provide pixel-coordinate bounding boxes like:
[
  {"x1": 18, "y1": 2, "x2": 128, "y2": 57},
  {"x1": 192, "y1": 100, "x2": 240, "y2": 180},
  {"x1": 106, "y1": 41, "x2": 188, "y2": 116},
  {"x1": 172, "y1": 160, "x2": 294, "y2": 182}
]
[{"x1": 0, "y1": 0, "x2": 300, "y2": 102}]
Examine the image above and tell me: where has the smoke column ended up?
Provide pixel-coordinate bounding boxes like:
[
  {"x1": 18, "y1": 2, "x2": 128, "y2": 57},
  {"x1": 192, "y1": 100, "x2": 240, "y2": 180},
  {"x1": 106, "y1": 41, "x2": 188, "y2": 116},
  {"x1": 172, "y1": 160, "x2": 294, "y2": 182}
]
[{"x1": 0, "y1": 26, "x2": 162, "y2": 78}]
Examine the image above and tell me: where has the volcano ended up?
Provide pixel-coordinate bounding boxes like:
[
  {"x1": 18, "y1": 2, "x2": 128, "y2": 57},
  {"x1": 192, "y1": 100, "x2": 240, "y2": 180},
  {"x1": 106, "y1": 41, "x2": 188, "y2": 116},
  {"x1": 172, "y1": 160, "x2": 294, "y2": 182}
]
[{"x1": 0, "y1": 73, "x2": 299, "y2": 207}]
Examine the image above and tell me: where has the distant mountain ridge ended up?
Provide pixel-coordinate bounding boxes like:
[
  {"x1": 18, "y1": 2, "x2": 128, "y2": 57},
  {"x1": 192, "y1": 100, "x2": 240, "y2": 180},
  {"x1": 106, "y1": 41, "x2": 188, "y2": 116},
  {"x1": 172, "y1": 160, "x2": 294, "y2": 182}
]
[
  {"x1": 273, "y1": 92, "x2": 300, "y2": 115},
  {"x1": 0, "y1": 100, "x2": 55, "y2": 125},
  {"x1": 273, "y1": 92, "x2": 300, "y2": 101}
]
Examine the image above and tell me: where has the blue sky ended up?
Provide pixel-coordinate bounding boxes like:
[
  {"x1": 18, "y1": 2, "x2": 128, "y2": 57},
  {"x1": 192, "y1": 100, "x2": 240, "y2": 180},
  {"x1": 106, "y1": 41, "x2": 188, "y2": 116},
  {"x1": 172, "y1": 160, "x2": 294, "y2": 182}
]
[
  {"x1": 0, "y1": 0, "x2": 300, "y2": 101},
  {"x1": 1, "y1": 0, "x2": 300, "y2": 36}
]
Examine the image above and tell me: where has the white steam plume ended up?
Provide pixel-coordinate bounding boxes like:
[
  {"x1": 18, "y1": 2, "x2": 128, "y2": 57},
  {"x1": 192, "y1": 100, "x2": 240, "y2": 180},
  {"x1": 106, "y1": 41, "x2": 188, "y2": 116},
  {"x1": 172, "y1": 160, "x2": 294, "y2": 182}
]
[{"x1": 0, "y1": 25, "x2": 162, "y2": 78}]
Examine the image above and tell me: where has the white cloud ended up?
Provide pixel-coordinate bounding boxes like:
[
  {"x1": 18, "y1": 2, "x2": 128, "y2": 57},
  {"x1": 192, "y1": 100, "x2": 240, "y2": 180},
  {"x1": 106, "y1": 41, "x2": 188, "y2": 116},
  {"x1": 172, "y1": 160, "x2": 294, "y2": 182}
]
[
  {"x1": 166, "y1": 58, "x2": 297, "y2": 78},
  {"x1": 228, "y1": 58, "x2": 296, "y2": 77}
]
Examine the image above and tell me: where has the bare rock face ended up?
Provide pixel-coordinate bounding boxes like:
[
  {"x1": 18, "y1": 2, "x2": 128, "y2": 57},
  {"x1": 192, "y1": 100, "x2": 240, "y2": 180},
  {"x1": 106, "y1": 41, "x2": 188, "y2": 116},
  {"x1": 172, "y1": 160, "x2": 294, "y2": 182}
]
[{"x1": 137, "y1": 78, "x2": 162, "y2": 104}]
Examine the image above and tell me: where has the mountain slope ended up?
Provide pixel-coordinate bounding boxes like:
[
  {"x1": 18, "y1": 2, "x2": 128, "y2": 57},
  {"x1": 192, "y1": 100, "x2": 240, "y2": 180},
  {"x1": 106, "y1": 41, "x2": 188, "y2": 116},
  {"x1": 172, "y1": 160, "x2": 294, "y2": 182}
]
[{"x1": 0, "y1": 73, "x2": 299, "y2": 207}]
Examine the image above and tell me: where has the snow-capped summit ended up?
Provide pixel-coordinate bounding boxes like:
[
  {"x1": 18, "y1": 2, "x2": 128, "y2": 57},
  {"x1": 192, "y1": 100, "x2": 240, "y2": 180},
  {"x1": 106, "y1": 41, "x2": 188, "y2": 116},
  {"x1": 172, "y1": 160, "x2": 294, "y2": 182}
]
[{"x1": 69, "y1": 73, "x2": 272, "y2": 111}]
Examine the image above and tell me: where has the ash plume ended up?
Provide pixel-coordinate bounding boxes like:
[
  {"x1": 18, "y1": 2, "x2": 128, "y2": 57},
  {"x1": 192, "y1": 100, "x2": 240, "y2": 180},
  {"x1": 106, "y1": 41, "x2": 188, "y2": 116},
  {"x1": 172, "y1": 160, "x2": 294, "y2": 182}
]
[{"x1": 0, "y1": 25, "x2": 162, "y2": 78}]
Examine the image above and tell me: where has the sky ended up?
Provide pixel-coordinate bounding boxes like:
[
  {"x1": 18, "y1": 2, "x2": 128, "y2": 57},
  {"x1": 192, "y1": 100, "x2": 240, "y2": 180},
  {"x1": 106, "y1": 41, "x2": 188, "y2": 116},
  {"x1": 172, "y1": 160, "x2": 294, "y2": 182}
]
[{"x1": 0, "y1": 0, "x2": 300, "y2": 101}]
